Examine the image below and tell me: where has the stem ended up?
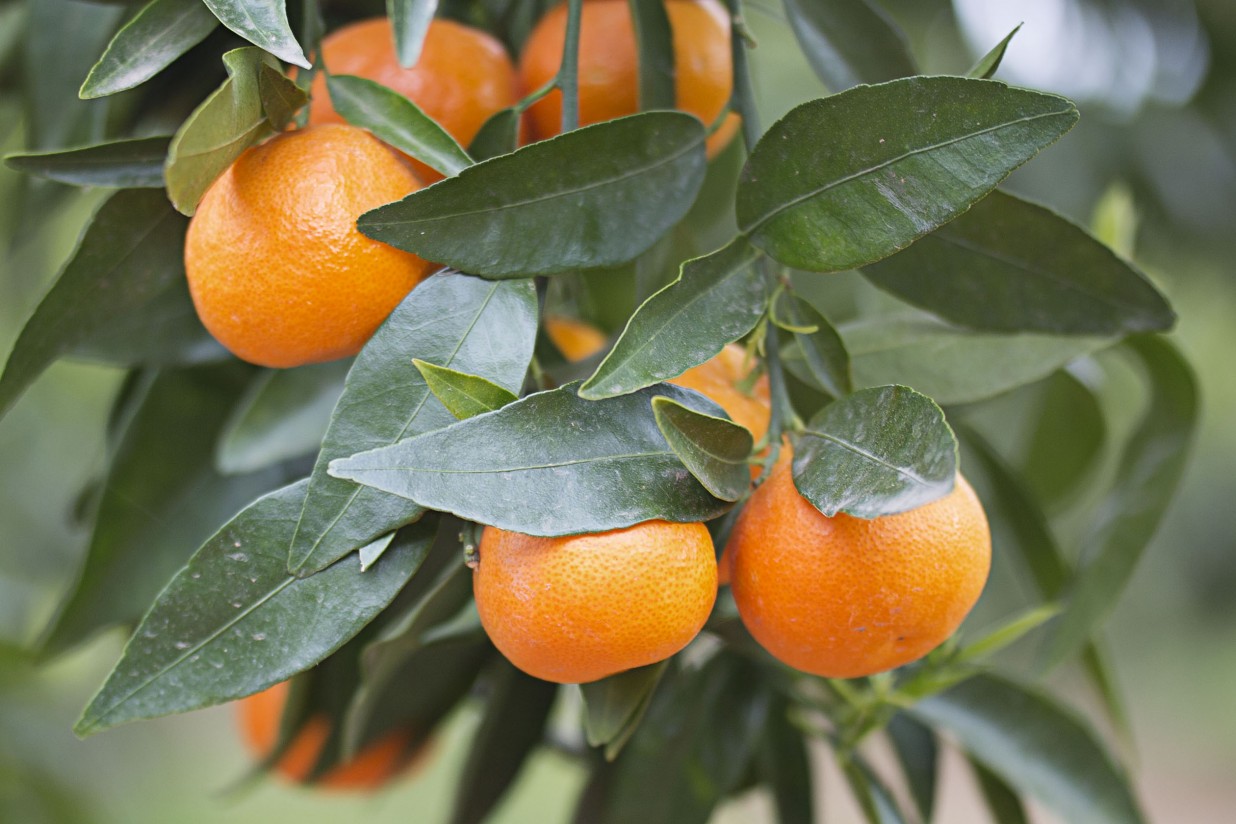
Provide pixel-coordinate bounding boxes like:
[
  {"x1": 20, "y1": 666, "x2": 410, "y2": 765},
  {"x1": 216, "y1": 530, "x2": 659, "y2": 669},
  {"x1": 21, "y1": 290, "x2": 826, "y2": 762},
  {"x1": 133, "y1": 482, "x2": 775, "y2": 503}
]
[
  {"x1": 724, "y1": 0, "x2": 762, "y2": 155},
  {"x1": 559, "y1": 0, "x2": 584, "y2": 134}
]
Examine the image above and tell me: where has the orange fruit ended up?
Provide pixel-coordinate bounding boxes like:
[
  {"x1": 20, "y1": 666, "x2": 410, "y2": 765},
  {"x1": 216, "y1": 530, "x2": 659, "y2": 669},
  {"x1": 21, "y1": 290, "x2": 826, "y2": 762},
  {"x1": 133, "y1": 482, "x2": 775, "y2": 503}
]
[
  {"x1": 519, "y1": 0, "x2": 740, "y2": 158},
  {"x1": 237, "y1": 681, "x2": 432, "y2": 790},
  {"x1": 473, "y1": 520, "x2": 718, "y2": 683},
  {"x1": 185, "y1": 124, "x2": 436, "y2": 368},
  {"x1": 545, "y1": 315, "x2": 609, "y2": 362},
  {"x1": 728, "y1": 454, "x2": 991, "y2": 678},
  {"x1": 306, "y1": 17, "x2": 520, "y2": 182}
]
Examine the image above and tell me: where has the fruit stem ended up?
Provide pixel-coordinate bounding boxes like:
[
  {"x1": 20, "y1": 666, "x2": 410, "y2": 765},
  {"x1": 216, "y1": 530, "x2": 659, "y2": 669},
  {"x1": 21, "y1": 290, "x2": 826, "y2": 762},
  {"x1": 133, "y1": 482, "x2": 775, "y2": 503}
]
[
  {"x1": 724, "y1": 0, "x2": 762, "y2": 155},
  {"x1": 558, "y1": 0, "x2": 585, "y2": 133}
]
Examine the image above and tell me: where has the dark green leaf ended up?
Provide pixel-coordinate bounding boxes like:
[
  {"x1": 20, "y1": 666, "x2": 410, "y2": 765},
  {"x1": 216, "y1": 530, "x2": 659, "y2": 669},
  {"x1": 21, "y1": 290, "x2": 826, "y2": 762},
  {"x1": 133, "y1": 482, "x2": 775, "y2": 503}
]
[
  {"x1": 413, "y1": 360, "x2": 518, "y2": 420},
  {"x1": 74, "y1": 483, "x2": 433, "y2": 736},
  {"x1": 80, "y1": 0, "x2": 218, "y2": 98},
  {"x1": 201, "y1": 0, "x2": 310, "y2": 68},
  {"x1": 217, "y1": 360, "x2": 350, "y2": 475},
  {"x1": 886, "y1": 714, "x2": 936, "y2": 823},
  {"x1": 1020, "y1": 365, "x2": 1106, "y2": 507},
  {"x1": 792, "y1": 385, "x2": 957, "y2": 517},
  {"x1": 387, "y1": 0, "x2": 437, "y2": 67},
  {"x1": 968, "y1": 24, "x2": 1022, "y2": 80},
  {"x1": 629, "y1": 0, "x2": 675, "y2": 110},
  {"x1": 840, "y1": 754, "x2": 910, "y2": 824},
  {"x1": 757, "y1": 697, "x2": 815, "y2": 824},
  {"x1": 5, "y1": 136, "x2": 170, "y2": 187},
  {"x1": 862, "y1": 192, "x2": 1174, "y2": 335},
  {"x1": 330, "y1": 383, "x2": 732, "y2": 536},
  {"x1": 780, "y1": 294, "x2": 851, "y2": 398},
  {"x1": 449, "y1": 661, "x2": 558, "y2": 824},
  {"x1": 780, "y1": 0, "x2": 915, "y2": 90},
  {"x1": 288, "y1": 272, "x2": 537, "y2": 575},
  {"x1": 581, "y1": 661, "x2": 668, "y2": 760},
  {"x1": 359, "y1": 112, "x2": 708, "y2": 277},
  {"x1": 971, "y1": 756, "x2": 1031, "y2": 824},
  {"x1": 326, "y1": 74, "x2": 472, "y2": 178},
  {"x1": 579, "y1": 239, "x2": 765, "y2": 399},
  {"x1": 652, "y1": 396, "x2": 752, "y2": 502},
  {"x1": 737, "y1": 77, "x2": 1078, "y2": 273},
  {"x1": 468, "y1": 107, "x2": 522, "y2": 161},
  {"x1": 911, "y1": 673, "x2": 1146, "y2": 824}
]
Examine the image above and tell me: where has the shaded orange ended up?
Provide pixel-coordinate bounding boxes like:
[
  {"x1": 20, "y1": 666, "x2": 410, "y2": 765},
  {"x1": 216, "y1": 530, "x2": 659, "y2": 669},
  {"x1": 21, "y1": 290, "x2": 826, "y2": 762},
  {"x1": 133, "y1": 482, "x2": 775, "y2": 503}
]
[
  {"x1": 671, "y1": 343, "x2": 770, "y2": 444},
  {"x1": 545, "y1": 315, "x2": 609, "y2": 362}
]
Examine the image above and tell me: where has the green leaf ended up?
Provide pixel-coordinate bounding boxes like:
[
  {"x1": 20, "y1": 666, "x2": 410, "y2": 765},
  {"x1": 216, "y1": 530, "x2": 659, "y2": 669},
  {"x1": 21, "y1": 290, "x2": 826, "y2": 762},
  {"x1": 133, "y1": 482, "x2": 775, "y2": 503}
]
[
  {"x1": 79, "y1": 0, "x2": 218, "y2": 98},
  {"x1": 359, "y1": 112, "x2": 708, "y2": 277},
  {"x1": 217, "y1": 360, "x2": 350, "y2": 475},
  {"x1": 792, "y1": 385, "x2": 957, "y2": 518},
  {"x1": 841, "y1": 315, "x2": 1111, "y2": 405},
  {"x1": 910, "y1": 673, "x2": 1146, "y2": 824},
  {"x1": 0, "y1": 190, "x2": 195, "y2": 420},
  {"x1": 886, "y1": 714, "x2": 937, "y2": 824},
  {"x1": 652, "y1": 396, "x2": 752, "y2": 502},
  {"x1": 1020, "y1": 365, "x2": 1106, "y2": 507},
  {"x1": 629, "y1": 0, "x2": 675, "y2": 110},
  {"x1": 4, "y1": 136, "x2": 169, "y2": 187},
  {"x1": 449, "y1": 661, "x2": 558, "y2": 824},
  {"x1": 357, "y1": 531, "x2": 396, "y2": 572},
  {"x1": 757, "y1": 697, "x2": 815, "y2": 824},
  {"x1": 780, "y1": 294, "x2": 851, "y2": 398},
  {"x1": 581, "y1": 661, "x2": 668, "y2": 760},
  {"x1": 387, "y1": 0, "x2": 437, "y2": 67},
  {"x1": 780, "y1": 0, "x2": 916, "y2": 91},
  {"x1": 74, "y1": 482, "x2": 433, "y2": 736},
  {"x1": 329, "y1": 383, "x2": 732, "y2": 536},
  {"x1": 257, "y1": 62, "x2": 307, "y2": 128},
  {"x1": 839, "y1": 754, "x2": 911, "y2": 824},
  {"x1": 579, "y1": 239, "x2": 765, "y2": 399},
  {"x1": 736, "y1": 77, "x2": 1078, "y2": 273},
  {"x1": 413, "y1": 360, "x2": 518, "y2": 420},
  {"x1": 861, "y1": 192, "x2": 1175, "y2": 335},
  {"x1": 288, "y1": 272, "x2": 537, "y2": 576},
  {"x1": 968, "y1": 24, "x2": 1022, "y2": 79},
  {"x1": 468, "y1": 107, "x2": 522, "y2": 161},
  {"x1": 200, "y1": 0, "x2": 309, "y2": 68},
  {"x1": 956, "y1": 604, "x2": 1061, "y2": 663},
  {"x1": 971, "y1": 757, "x2": 1031, "y2": 824},
  {"x1": 326, "y1": 74, "x2": 472, "y2": 178}
]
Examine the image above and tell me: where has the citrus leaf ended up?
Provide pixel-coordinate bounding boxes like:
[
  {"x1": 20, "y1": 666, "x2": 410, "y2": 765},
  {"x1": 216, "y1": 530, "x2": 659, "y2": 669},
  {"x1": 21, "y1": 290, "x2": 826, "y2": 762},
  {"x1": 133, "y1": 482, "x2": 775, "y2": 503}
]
[
  {"x1": 358, "y1": 112, "x2": 708, "y2": 277},
  {"x1": 200, "y1": 0, "x2": 309, "y2": 68},
  {"x1": 969, "y1": 24, "x2": 1022, "y2": 79},
  {"x1": 792, "y1": 385, "x2": 957, "y2": 518},
  {"x1": 971, "y1": 756, "x2": 1031, "y2": 824},
  {"x1": 840, "y1": 753, "x2": 911, "y2": 824},
  {"x1": 957, "y1": 604, "x2": 1061, "y2": 663},
  {"x1": 79, "y1": 0, "x2": 218, "y2": 98},
  {"x1": 781, "y1": 294, "x2": 851, "y2": 398},
  {"x1": 1020, "y1": 365, "x2": 1106, "y2": 507},
  {"x1": 629, "y1": 0, "x2": 674, "y2": 110},
  {"x1": 326, "y1": 74, "x2": 472, "y2": 178},
  {"x1": 757, "y1": 697, "x2": 815, "y2": 824},
  {"x1": 579, "y1": 239, "x2": 765, "y2": 399},
  {"x1": 468, "y1": 107, "x2": 521, "y2": 161},
  {"x1": 780, "y1": 0, "x2": 916, "y2": 91},
  {"x1": 74, "y1": 481, "x2": 433, "y2": 736},
  {"x1": 329, "y1": 383, "x2": 732, "y2": 536},
  {"x1": 413, "y1": 360, "x2": 518, "y2": 420},
  {"x1": 581, "y1": 661, "x2": 668, "y2": 759},
  {"x1": 910, "y1": 673, "x2": 1147, "y2": 824},
  {"x1": 887, "y1": 714, "x2": 937, "y2": 824},
  {"x1": 257, "y1": 61, "x2": 306, "y2": 128},
  {"x1": 861, "y1": 192, "x2": 1175, "y2": 335},
  {"x1": 288, "y1": 272, "x2": 537, "y2": 576},
  {"x1": 357, "y1": 531, "x2": 396, "y2": 572},
  {"x1": 4, "y1": 136, "x2": 170, "y2": 187},
  {"x1": 217, "y1": 360, "x2": 350, "y2": 475},
  {"x1": 651, "y1": 396, "x2": 752, "y2": 502},
  {"x1": 387, "y1": 0, "x2": 437, "y2": 67},
  {"x1": 736, "y1": 77, "x2": 1078, "y2": 273}
]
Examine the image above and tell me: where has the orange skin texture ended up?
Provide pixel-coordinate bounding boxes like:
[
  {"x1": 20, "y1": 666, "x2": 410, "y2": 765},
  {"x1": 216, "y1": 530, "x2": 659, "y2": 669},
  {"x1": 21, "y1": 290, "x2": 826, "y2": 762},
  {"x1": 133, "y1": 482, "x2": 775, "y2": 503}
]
[
  {"x1": 474, "y1": 520, "x2": 718, "y2": 684},
  {"x1": 519, "y1": 0, "x2": 740, "y2": 158},
  {"x1": 306, "y1": 17, "x2": 520, "y2": 182},
  {"x1": 184, "y1": 124, "x2": 436, "y2": 369},
  {"x1": 237, "y1": 682, "x2": 431, "y2": 790},
  {"x1": 729, "y1": 458, "x2": 991, "y2": 678}
]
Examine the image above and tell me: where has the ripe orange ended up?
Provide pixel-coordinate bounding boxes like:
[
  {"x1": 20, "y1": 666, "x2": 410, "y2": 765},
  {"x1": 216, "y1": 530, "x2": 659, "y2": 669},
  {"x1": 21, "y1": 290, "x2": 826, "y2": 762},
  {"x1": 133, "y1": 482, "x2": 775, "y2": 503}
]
[
  {"x1": 519, "y1": 0, "x2": 740, "y2": 158},
  {"x1": 728, "y1": 455, "x2": 991, "y2": 678},
  {"x1": 306, "y1": 17, "x2": 520, "y2": 182},
  {"x1": 545, "y1": 315, "x2": 610, "y2": 362},
  {"x1": 237, "y1": 681, "x2": 431, "y2": 790},
  {"x1": 473, "y1": 520, "x2": 718, "y2": 683},
  {"x1": 184, "y1": 124, "x2": 436, "y2": 369}
]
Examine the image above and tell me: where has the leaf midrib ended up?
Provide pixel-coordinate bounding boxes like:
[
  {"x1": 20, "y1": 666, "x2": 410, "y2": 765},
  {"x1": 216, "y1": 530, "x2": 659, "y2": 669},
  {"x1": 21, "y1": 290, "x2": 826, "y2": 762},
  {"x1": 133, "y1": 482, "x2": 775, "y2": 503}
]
[{"x1": 800, "y1": 429, "x2": 932, "y2": 486}]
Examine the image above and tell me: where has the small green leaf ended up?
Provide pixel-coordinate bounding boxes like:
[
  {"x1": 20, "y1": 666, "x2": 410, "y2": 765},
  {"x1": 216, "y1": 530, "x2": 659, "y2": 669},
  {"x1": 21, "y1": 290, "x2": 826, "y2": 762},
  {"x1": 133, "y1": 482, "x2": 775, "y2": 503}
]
[
  {"x1": 651, "y1": 396, "x2": 752, "y2": 502},
  {"x1": 468, "y1": 107, "x2": 522, "y2": 161},
  {"x1": 413, "y1": 360, "x2": 518, "y2": 420},
  {"x1": 629, "y1": 0, "x2": 675, "y2": 110},
  {"x1": 326, "y1": 74, "x2": 472, "y2": 178},
  {"x1": 840, "y1": 754, "x2": 911, "y2": 824},
  {"x1": 257, "y1": 62, "x2": 307, "y2": 128},
  {"x1": 387, "y1": 0, "x2": 437, "y2": 67},
  {"x1": 886, "y1": 714, "x2": 937, "y2": 824},
  {"x1": 957, "y1": 604, "x2": 1061, "y2": 663},
  {"x1": 357, "y1": 531, "x2": 396, "y2": 572},
  {"x1": 359, "y1": 112, "x2": 708, "y2": 277},
  {"x1": 971, "y1": 757, "x2": 1031, "y2": 824},
  {"x1": 329, "y1": 383, "x2": 732, "y2": 536},
  {"x1": 581, "y1": 661, "x2": 668, "y2": 759},
  {"x1": 580, "y1": 239, "x2": 765, "y2": 399},
  {"x1": 780, "y1": 0, "x2": 916, "y2": 91},
  {"x1": 757, "y1": 697, "x2": 815, "y2": 824},
  {"x1": 968, "y1": 24, "x2": 1022, "y2": 80},
  {"x1": 792, "y1": 385, "x2": 957, "y2": 518},
  {"x1": 79, "y1": 0, "x2": 218, "y2": 98},
  {"x1": 737, "y1": 77, "x2": 1078, "y2": 273},
  {"x1": 201, "y1": 0, "x2": 310, "y2": 68},
  {"x1": 780, "y1": 294, "x2": 851, "y2": 398},
  {"x1": 1020, "y1": 365, "x2": 1107, "y2": 507},
  {"x1": 5, "y1": 136, "x2": 170, "y2": 187}
]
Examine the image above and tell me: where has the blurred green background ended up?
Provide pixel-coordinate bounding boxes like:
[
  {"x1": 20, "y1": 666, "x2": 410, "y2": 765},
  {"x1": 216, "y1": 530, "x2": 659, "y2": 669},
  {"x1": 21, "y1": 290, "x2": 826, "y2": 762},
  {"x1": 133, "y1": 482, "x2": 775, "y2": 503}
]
[{"x1": 2, "y1": 0, "x2": 1234, "y2": 821}]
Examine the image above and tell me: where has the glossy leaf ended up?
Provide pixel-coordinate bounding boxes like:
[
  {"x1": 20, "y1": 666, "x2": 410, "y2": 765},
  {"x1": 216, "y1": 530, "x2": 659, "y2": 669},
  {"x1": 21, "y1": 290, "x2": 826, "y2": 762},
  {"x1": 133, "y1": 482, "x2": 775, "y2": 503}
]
[
  {"x1": 737, "y1": 77, "x2": 1078, "y2": 272},
  {"x1": 330, "y1": 383, "x2": 732, "y2": 537},
  {"x1": 580, "y1": 239, "x2": 765, "y2": 399},
  {"x1": 4, "y1": 136, "x2": 169, "y2": 187},
  {"x1": 651, "y1": 396, "x2": 752, "y2": 502},
  {"x1": 74, "y1": 482, "x2": 432, "y2": 736},
  {"x1": 288, "y1": 273, "x2": 536, "y2": 575},
  {"x1": 780, "y1": 294, "x2": 852, "y2": 398},
  {"x1": 792, "y1": 385, "x2": 957, "y2": 518},
  {"x1": 1020, "y1": 365, "x2": 1106, "y2": 507},
  {"x1": 326, "y1": 74, "x2": 471, "y2": 178},
  {"x1": 201, "y1": 0, "x2": 310, "y2": 68},
  {"x1": 862, "y1": 192, "x2": 1174, "y2": 335},
  {"x1": 629, "y1": 0, "x2": 675, "y2": 110},
  {"x1": 886, "y1": 714, "x2": 937, "y2": 823},
  {"x1": 911, "y1": 673, "x2": 1146, "y2": 824},
  {"x1": 757, "y1": 697, "x2": 815, "y2": 824},
  {"x1": 969, "y1": 24, "x2": 1022, "y2": 79},
  {"x1": 780, "y1": 0, "x2": 915, "y2": 91},
  {"x1": 581, "y1": 661, "x2": 668, "y2": 759},
  {"x1": 971, "y1": 756, "x2": 1031, "y2": 824},
  {"x1": 388, "y1": 0, "x2": 437, "y2": 67},
  {"x1": 359, "y1": 112, "x2": 708, "y2": 277},
  {"x1": 80, "y1": 0, "x2": 218, "y2": 98},
  {"x1": 468, "y1": 107, "x2": 521, "y2": 161},
  {"x1": 413, "y1": 360, "x2": 518, "y2": 420}
]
